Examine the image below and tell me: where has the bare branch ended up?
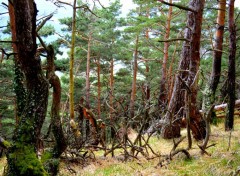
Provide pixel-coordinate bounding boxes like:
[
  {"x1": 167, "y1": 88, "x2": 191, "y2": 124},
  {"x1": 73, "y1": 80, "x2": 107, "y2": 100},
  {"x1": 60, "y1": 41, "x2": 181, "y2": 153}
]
[
  {"x1": 158, "y1": 0, "x2": 196, "y2": 13},
  {"x1": 36, "y1": 33, "x2": 47, "y2": 50},
  {"x1": 76, "y1": 5, "x2": 99, "y2": 17},
  {"x1": 55, "y1": 0, "x2": 73, "y2": 7},
  {"x1": 0, "y1": 12, "x2": 8, "y2": 15},
  {"x1": 158, "y1": 38, "x2": 190, "y2": 43},
  {"x1": 36, "y1": 13, "x2": 54, "y2": 32},
  {"x1": 1, "y1": 2, "x2": 8, "y2": 8},
  {"x1": 0, "y1": 48, "x2": 17, "y2": 60},
  {"x1": 0, "y1": 40, "x2": 17, "y2": 43},
  {"x1": 95, "y1": 0, "x2": 106, "y2": 9}
]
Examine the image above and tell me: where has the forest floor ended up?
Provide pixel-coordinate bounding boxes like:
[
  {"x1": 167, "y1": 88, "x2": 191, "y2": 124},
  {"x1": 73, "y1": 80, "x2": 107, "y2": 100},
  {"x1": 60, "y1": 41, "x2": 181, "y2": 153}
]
[
  {"x1": 1, "y1": 118, "x2": 240, "y2": 176},
  {"x1": 58, "y1": 117, "x2": 240, "y2": 176}
]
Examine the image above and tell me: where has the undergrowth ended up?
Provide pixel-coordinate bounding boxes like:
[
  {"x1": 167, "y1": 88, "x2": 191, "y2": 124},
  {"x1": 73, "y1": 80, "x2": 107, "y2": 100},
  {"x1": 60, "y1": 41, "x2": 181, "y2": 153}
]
[{"x1": 1, "y1": 117, "x2": 240, "y2": 176}]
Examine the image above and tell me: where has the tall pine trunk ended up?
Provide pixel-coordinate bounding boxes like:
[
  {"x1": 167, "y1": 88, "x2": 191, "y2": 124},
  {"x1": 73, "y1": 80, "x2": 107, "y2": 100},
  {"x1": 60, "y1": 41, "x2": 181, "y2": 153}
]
[
  {"x1": 69, "y1": 0, "x2": 80, "y2": 137},
  {"x1": 185, "y1": 0, "x2": 206, "y2": 140},
  {"x1": 225, "y1": 0, "x2": 236, "y2": 131},
  {"x1": 97, "y1": 57, "x2": 101, "y2": 119},
  {"x1": 159, "y1": 0, "x2": 172, "y2": 108},
  {"x1": 209, "y1": 0, "x2": 226, "y2": 97}
]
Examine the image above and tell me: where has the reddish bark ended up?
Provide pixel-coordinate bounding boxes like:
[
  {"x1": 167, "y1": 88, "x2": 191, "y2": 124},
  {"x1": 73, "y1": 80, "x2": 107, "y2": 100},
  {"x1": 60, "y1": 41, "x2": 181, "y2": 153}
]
[
  {"x1": 159, "y1": 0, "x2": 172, "y2": 108},
  {"x1": 209, "y1": 0, "x2": 226, "y2": 97},
  {"x1": 162, "y1": 0, "x2": 206, "y2": 140}
]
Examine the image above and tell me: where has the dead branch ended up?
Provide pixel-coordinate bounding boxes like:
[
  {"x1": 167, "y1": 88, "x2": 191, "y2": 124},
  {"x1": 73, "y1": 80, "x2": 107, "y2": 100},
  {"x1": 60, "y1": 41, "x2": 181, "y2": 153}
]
[
  {"x1": 214, "y1": 99, "x2": 240, "y2": 111},
  {"x1": 0, "y1": 40, "x2": 18, "y2": 43},
  {"x1": 104, "y1": 143, "x2": 122, "y2": 157},
  {"x1": 158, "y1": 0, "x2": 196, "y2": 13},
  {"x1": 198, "y1": 104, "x2": 215, "y2": 155},
  {"x1": 76, "y1": 5, "x2": 99, "y2": 17},
  {"x1": 158, "y1": 136, "x2": 190, "y2": 167},
  {"x1": 0, "y1": 48, "x2": 17, "y2": 60},
  {"x1": 55, "y1": 0, "x2": 73, "y2": 7},
  {"x1": 95, "y1": 0, "x2": 106, "y2": 9},
  {"x1": 0, "y1": 12, "x2": 8, "y2": 15},
  {"x1": 36, "y1": 13, "x2": 54, "y2": 32},
  {"x1": 158, "y1": 38, "x2": 191, "y2": 43}
]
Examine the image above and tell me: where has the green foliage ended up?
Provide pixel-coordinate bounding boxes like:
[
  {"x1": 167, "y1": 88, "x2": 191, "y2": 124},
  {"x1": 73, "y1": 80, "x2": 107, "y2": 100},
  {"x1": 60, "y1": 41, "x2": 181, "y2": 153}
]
[
  {"x1": 41, "y1": 151, "x2": 60, "y2": 175},
  {"x1": 38, "y1": 25, "x2": 55, "y2": 37},
  {"x1": 0, "y1": 60, "x2": 15, "y2": 139},
  {"x1": 55, "y1": 59, "x2": 69, "y2": 71}
]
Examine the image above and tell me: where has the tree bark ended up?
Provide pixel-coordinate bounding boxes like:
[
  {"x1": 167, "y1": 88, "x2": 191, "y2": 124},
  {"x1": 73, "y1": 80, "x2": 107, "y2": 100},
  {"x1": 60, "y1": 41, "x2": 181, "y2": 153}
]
[
  {"x1": 162, "y1": 0, "x2": 206, "y2": 140},
  {"x1": 97, "y1": 57, "x2": 101, "y2": 119},
  {"x1": 225, "y1": 0, "x2": 236, "y2": 131},
  {"x1": 28, "y1": 44, "x2": 67, "y2": 176},
  {"x1": 85, "y1": 33, "x2": 92, "y2": 140},
  {"x1": 46, "y1": 45, "x2": 67, "y2": 155},
  {"x1": 202, "y1": 0, "x2": 226, "y2": 124},
  {"x1": 86, "y1": 33, "x2": 92, "y2": 109},
  {"x1": 109, "y1": 58, "x2": 114, "y2": 120},
  {"x1": 69, "y1": 0, "x2": 77, "y2": 128},
  {"x1": 209, "y1": 0, "x2": 226, "y2": 97},
  {"x1": 8, "y1": 1, "x2": 26, "y2": 124},
  {"x1": 69, "y1": 0, "x2": 80, "y2": 137},
  {"x1": 159, "y1": 0, "x2": 172, "y2": 108},
  {"x1": 7, "y1": 1, "x2": 49, "y2": 175},
  {"x1": 185, "y1": 0, "x2": 206, "y2": 140}
]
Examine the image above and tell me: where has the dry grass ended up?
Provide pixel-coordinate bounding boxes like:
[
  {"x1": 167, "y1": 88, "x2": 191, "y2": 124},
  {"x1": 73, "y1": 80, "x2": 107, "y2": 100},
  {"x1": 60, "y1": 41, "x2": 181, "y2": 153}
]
[
  {"x1": 0, "y1": 157, "x2": 6, "y2": 174},
  {"x1": 59, "y1": 118, "x2": 240, "y2": 176},
  {"x1": 1, "y1": 118, "x2": 240, "y2": 176}
]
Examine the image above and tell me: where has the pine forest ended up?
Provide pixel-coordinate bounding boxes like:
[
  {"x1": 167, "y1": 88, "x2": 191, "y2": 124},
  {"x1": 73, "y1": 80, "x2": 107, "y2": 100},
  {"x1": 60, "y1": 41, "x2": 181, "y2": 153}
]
[{"x1": 0, "y1": 0, "x2": 240, "y2": 175}]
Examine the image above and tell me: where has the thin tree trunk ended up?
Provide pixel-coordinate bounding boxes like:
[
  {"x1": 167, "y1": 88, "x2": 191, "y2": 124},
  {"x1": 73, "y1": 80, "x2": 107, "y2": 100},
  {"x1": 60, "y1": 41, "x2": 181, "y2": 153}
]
[
  {"x1": 202, "y1": 0, "x2": 226, "y2": 124},
  {"x1": 129, "y1": 35, "x2": 139, "y2": 119},
  {"x1": 45, "y1": 44, "x2": 67, "y2": 175},
  {"x1": 145, "y1": 9, "x2": 150, "y2": 123},
  {"x1": 45, "y1": 45, "x2": 67, "y2": 155},
  {"x1": 109, "y1": 58, "x2": 114, "y2": 142},
  {"x1": 167, "y1": 39, "x2": 179, "y2": 103},
  {"x1": 209, "y1": 0, "x2": 226, "y2": 99},
  {"x1": 225, "y1": 0, "x2": 236, "y2": 131},
  {"x1": 97, "y1": 57, "x2": 101, "y2": 119},
  {"x1": 86, "y1": 33, "x2": 94, "y2": 142},
  {"x1": 109, "y1": 58, "x2": 114, "y2": 120},
  {"x1": 69, "y1": 0, "x2": 80, "y2": 136},
  {"x1": 86, "y1": 33, "x2": 92, "y2": 109},
  {"x1": 159, "y1": 0, "x2": 172, "y2": 108}
]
